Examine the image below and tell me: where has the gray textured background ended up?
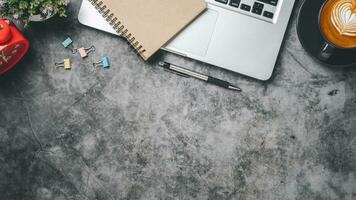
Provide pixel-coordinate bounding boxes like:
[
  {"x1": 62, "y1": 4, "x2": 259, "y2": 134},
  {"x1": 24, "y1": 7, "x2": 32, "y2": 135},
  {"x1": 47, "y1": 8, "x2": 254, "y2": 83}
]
[{"x1": 0, "y1": 0, "x2": 356, "y2": 199}]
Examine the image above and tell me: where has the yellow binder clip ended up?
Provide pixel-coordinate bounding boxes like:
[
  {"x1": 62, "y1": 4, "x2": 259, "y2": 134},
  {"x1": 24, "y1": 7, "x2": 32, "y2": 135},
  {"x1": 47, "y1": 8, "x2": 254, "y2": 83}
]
[{"x1": 55, "y1": 59, "x2": 71, "y2": 70}]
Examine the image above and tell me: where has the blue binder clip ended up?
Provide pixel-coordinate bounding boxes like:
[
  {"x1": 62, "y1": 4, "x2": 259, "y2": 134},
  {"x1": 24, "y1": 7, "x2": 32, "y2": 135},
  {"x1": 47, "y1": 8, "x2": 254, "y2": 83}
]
[
  {"x1": 93, "y1": 57, "x2": 110, "y2": 68},
  {"x1": 62, "y1": 37, "x2": 77, "y2": 53},
  {"x1": 62, "y1": 37, "x2": 73, "y2": 48}
]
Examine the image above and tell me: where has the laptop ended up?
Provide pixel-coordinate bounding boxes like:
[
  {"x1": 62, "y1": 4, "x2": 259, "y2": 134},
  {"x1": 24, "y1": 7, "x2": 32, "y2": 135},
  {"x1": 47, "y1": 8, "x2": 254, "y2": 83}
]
[{"x1": 78, "y1": 0, "x2": 295, "y2": 80}]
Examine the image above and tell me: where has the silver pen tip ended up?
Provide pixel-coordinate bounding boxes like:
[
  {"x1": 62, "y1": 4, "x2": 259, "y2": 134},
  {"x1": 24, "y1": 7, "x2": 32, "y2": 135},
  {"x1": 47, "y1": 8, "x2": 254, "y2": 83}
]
[
  {"x1": 158, "y1": 61, "x2": 165, "y2": 66},
  {"x1": 228, "y1": 85, "x2": 242, "y2": 92}
]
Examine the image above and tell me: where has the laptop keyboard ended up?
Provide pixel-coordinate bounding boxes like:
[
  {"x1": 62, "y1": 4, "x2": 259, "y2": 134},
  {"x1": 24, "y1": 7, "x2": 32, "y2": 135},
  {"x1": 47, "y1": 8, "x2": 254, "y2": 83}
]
[{"x1": 209, "y1": 0, "x2": 280, "y2": 23}]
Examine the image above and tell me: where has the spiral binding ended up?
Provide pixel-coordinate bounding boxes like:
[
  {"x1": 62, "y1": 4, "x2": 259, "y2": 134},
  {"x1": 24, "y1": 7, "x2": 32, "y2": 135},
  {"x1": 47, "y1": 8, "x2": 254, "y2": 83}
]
[{"x1": 88, "y1": 0, "x2": 146, "y2": 56}]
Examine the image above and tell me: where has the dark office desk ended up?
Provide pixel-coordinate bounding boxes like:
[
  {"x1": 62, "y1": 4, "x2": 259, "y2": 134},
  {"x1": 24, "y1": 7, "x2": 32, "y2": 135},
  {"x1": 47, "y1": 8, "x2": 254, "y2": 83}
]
[{"x1": 0, "y1": 0, "x2": 355, "y2": 199}]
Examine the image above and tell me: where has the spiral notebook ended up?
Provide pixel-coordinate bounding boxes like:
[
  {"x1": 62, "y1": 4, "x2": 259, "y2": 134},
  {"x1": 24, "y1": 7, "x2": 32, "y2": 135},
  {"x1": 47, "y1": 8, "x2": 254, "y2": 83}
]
[{"x1": 88, "y1": 0, "x2": 207, "y2": 60}]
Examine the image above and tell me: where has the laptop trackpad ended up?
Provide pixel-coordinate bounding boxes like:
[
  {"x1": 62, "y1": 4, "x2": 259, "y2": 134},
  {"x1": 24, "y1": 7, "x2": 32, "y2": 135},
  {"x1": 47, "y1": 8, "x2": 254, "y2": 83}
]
[{"x1": 166, "y1": 9, "x2": 219, "y2": 57}]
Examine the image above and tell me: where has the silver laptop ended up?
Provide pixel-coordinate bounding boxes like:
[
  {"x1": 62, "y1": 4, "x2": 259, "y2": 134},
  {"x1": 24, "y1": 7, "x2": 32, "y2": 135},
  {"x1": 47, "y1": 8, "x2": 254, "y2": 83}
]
[{"x1": 78, "y1": 0, "x2": 295, "y2": 80}]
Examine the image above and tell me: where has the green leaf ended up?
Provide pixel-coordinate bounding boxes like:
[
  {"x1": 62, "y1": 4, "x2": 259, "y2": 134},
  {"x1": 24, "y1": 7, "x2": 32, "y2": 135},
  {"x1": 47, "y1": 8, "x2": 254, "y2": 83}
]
[{"x1": 0, "y1": 0, "x2": 68, "y2": 26}]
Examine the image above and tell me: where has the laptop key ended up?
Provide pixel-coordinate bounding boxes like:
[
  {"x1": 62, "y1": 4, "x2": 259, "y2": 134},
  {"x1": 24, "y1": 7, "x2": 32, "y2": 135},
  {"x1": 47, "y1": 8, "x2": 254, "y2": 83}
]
[
  {"x1": 257, "y1": 0, "x2": 278, "y2": 6},
  {"x1": 263, "y1": 11, "x2": 274, "y2": 18},
  {"x1": 240, "y1": 4, "x2": 251, "y2": 11},
  {"x1": 253, "y1": 2, "x2": 264, "y2": 9},
  {"x1": 252, "y1": 8, "x2": 263, "y2": 15},
  {"x1": 229, "y1": 0, "x2": 241, "y2": 8},
  {"x1": 215, "y1": 0, "x2": 228, "y2": 4}
]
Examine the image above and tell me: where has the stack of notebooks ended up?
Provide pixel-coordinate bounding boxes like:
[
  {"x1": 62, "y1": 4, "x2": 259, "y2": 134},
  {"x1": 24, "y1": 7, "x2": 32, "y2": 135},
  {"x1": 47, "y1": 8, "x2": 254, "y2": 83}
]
[{"x1": 89, "y1": 0, "x2": 207, "y2": 60}]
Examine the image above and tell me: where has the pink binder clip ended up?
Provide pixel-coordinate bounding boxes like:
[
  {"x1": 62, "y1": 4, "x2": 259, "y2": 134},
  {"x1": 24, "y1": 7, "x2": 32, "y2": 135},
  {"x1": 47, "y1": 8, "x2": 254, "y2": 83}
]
[{"x1": 77, "y1": 46, "x2": 95, "y2": 59}]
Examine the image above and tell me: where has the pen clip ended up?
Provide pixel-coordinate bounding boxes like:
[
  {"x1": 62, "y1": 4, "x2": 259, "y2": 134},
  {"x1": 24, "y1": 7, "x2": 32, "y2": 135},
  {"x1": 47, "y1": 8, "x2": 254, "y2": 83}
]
[{"x1": 164, "y1": 68, "x2": 190, "y2": 78}]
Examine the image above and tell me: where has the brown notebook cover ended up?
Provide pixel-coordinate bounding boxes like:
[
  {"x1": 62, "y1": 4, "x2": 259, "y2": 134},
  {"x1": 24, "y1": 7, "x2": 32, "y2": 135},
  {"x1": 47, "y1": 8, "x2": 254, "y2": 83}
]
[{"x1": 88, "y1": 0, "x2": 207, "y2": 60}]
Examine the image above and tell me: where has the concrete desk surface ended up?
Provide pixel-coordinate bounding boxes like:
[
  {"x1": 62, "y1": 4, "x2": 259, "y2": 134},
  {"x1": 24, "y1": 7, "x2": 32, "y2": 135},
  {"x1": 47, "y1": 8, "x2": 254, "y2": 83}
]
[{"x1": 0, "y1": 0, "x2": 355, "y2": 199}]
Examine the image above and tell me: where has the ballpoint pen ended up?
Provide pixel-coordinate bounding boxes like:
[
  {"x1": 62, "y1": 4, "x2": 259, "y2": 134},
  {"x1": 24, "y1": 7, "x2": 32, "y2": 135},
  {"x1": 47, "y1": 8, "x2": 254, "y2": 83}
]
[{"x1": 158, "y1": 61, "x2": 242, "y2": 92}]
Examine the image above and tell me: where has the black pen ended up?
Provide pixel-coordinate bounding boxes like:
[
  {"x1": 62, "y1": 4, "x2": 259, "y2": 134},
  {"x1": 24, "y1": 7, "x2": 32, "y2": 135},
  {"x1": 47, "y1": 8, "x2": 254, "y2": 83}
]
[{"x1": 158, "y1": 61, "x2": 242, "y2": 92}]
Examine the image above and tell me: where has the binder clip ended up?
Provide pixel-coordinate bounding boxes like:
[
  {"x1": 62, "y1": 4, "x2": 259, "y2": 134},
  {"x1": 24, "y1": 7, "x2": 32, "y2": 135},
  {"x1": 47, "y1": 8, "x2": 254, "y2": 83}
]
[
  {"x1": 93, "y1": 57, "x2": 110, "y2": 68},
  {"x1": 77, "y1": 46, "x2": 96, "y2": 59},
  {"x1": 62, "y1": 37, "x2": 77, "y2": 53},
  {"x1": 55, "y1": 59, "x2": 71, "y2": 70}
]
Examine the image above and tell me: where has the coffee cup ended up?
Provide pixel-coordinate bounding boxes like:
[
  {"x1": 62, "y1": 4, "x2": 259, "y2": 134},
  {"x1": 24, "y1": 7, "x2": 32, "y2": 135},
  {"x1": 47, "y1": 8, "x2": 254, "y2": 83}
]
[{"x1": 318, "y1": 0, "x2": 356, "y2": 61}]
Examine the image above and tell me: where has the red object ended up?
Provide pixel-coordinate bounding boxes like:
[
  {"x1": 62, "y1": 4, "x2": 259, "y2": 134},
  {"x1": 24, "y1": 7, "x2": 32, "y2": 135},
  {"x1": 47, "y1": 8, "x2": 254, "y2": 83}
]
[{"x1": 0, "y1": 19, "x2": 30, "y2": 76}]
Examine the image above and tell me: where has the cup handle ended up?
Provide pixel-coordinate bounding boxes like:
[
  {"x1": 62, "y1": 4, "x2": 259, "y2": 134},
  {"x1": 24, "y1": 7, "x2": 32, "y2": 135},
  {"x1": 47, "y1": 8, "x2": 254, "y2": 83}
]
[{"x1": 318, "y1": 42, "x2": 335, "y2": 61}]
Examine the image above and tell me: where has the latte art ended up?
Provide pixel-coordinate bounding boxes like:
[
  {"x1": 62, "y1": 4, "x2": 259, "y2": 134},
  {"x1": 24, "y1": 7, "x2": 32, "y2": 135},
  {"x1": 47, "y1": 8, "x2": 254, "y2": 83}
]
[
  {"x1": 331, "y1": 1, "x2": 356, "y2": 36},
  {"x1": 320, "y1": 0, "x2": 356, "y2": 48}
]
